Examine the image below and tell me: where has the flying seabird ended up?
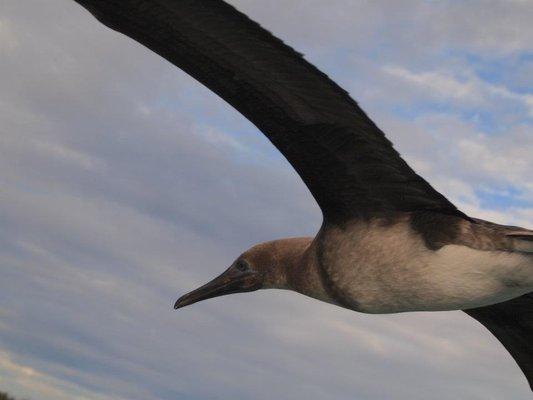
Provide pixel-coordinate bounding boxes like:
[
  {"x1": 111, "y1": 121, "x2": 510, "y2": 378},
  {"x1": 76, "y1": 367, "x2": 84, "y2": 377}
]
[{"x1": 73, "y1": 0, "x2": 533, "y2": 389}]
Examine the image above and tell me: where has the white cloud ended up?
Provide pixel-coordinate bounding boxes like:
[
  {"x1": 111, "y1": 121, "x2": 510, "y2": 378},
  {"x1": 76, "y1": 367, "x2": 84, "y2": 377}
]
[
  {"x1": 383, "y1": 66, "x2": 480, "y2": 102},
  {"x1": 30, "y1": 139, "x2": 105, "y2": 171},
  {"x1": 383, "y1": 65, "x2": 533, "y2": 116}
]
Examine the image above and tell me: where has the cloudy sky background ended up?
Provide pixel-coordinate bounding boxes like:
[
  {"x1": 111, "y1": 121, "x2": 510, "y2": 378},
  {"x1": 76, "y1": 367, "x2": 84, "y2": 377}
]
[{"x1": 1, "y1": 0, "x2": 532, "y2": 399}]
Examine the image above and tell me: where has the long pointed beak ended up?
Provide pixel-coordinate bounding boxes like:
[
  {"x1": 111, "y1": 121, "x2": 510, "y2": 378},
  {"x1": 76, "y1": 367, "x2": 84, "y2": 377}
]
[{"x1": 174, "y1": 268, "x2": 261, "y2": 310}]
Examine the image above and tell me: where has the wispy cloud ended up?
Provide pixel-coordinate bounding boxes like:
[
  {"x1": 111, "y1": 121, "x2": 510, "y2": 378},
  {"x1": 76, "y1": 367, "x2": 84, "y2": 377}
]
[{"x1": 383, "y1": 65, "x2": 533, "y2": 116}]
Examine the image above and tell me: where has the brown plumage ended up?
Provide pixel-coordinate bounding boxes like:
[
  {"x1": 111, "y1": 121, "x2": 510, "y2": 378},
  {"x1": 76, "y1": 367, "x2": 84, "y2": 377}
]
[{"x1": 72, "y1": 0, "x2": 533, "y2": 391}]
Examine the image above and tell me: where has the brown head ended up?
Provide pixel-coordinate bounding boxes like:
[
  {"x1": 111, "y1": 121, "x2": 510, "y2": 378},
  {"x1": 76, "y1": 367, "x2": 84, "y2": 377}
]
[{"x1": 174, "y1": 238, "x2": 312, "y2": 309}]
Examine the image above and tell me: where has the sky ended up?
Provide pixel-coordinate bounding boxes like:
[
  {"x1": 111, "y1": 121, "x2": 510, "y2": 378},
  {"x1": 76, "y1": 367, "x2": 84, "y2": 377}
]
[{"x1": 0, "y1": 0, "x2": 532, "y2": 399}]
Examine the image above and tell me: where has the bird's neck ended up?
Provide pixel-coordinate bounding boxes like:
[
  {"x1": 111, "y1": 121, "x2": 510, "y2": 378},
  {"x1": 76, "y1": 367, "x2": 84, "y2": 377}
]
[
  {"x1": 267, "y1": 237, "x2": 336, "y2": 304},
  {"x1": 258, "y1": 237, "x2": 311, "y2": 289}
]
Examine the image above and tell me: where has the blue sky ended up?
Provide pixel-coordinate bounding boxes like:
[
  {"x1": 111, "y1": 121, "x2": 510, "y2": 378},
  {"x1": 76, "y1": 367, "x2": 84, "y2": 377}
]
[{"x1": 0, "y1": 1, "x2": 532, "y2": 399}]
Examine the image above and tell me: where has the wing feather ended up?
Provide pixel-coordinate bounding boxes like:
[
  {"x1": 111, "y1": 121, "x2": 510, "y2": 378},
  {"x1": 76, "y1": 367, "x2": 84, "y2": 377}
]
[{"x1": 73, "y1": 0, "x2": 463, "y2": 221}]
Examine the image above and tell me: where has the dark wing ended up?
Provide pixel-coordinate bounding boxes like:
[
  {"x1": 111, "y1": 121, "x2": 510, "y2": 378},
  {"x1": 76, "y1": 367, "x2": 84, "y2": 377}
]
[
  {"x1": 73, "y1": 0, "x2": 464, "y2": 222},
  {"x1": 465, "y1": 293, "x2": 533, "y2": 390}
]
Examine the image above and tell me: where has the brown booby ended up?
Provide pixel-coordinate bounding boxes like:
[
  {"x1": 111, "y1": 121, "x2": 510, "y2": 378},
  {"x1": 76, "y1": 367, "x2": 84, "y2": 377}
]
[{"x1": 73, "y1": 0, "x2": 533, "y2": 389}]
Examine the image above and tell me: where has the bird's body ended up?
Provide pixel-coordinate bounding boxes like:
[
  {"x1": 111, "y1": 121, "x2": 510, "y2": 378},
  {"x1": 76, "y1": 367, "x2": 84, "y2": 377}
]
[
  {"x1": 72, "y1": 0, "x2": 533, "y2": 390},
  {"x1": 296, "y1": 217, "x2": 533, "y2": 314}
]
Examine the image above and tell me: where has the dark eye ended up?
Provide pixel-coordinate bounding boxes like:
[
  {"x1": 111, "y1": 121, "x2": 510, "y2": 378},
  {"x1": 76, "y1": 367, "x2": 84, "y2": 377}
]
[{"x1": 235, "y1": 260, "x2": 249, "y2": 271}]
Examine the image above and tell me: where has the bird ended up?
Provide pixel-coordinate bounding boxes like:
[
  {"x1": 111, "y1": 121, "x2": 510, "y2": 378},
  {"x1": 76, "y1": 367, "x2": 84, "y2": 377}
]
[{"x1": 73, "y1": 0, "x2": 533, "y2": 390}]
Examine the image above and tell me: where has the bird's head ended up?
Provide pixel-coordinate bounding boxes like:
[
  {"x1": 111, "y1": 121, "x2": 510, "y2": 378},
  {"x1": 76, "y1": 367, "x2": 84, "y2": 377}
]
[{"x1": 174, "y1": 238, "x2": 310, "y2": 310}]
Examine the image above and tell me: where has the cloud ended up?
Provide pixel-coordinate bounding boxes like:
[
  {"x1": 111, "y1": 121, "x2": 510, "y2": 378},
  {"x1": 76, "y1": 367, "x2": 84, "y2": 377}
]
[
  {"x1": 231, "y1": 0, "x2": 533, "y2": 64},
  {"x1": 371, "y1": 111, "x2": 532, "y2": 227},
  {"x1": 0, "y1": 351, "x2": 124, "y2": 400},
  {"x1": 0, "y1": 1, "x2": 531, "y2": 400},
  {"x1": 382, "y1": 66, "x2": 481, "y2": 102},
  {"x1": 383, "y1": 65, "x2": 533, "y2": 116}
]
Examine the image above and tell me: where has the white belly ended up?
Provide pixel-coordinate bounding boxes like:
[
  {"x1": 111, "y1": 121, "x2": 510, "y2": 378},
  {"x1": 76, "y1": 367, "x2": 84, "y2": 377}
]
[
  {"x1": 350, "y1": 246, "x2": 533, "y2": 314},
  {"x1": 411, "y1": 245, "x2": 532, "y2": 311},
  {"x1": 322, "y1": 222, "x2": 533, "y2": 314}
]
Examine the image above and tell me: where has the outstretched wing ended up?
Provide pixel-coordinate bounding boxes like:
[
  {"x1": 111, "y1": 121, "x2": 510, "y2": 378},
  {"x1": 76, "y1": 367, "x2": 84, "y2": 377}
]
[
  {"x1": 73, "y1": 0, "x2": 464, "y2": 222},
  {"x1": 465, "y1": 293, "x2": 533, "y2": 390}
]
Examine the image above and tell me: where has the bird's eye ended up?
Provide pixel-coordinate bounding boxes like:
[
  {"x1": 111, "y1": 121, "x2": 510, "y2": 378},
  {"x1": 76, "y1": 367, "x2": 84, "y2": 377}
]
[{"x1": 235, "y1": 260, "x2": 249, "y2": 271}]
